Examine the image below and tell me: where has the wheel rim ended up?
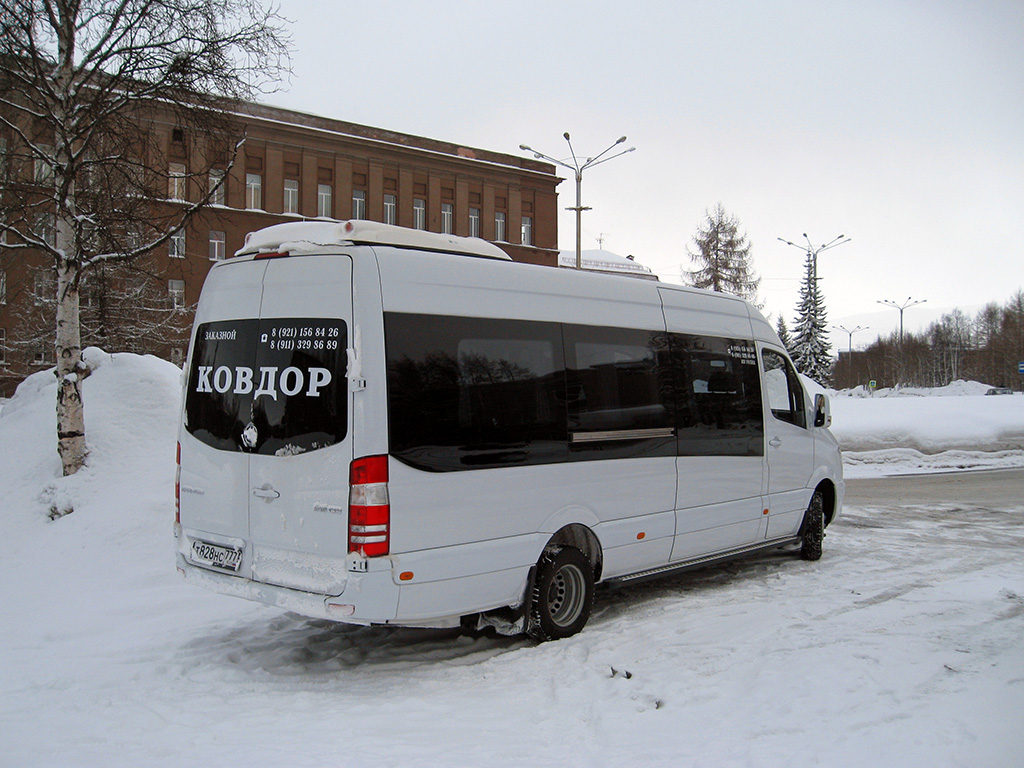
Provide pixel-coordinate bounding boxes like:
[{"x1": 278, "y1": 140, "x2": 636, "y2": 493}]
[{"x1": 547, "y1": 563, "x2": 587, "y2": 628}]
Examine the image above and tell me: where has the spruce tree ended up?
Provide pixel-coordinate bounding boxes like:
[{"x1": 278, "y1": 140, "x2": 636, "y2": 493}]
[
  {"x1": 775, "y1": 315, "x2": 793, "y2": 352},
  {"x1": 684, "y1": 204, "x2": 760, "y2": 305},
  {"x1": 791, "y1": 252, "x2": 833, "y2": 385}
]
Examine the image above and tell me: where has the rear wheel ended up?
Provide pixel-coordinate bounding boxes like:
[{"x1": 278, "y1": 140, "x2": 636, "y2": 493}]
[
  {"x1": 800, "y1": 489, "x2": 825, "y2": 561},
  {"x1": 527, "y1": 546, "x2": 594, "y2": 641}
]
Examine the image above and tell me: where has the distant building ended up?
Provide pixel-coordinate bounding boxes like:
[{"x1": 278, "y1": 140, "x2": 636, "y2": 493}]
[
  {"x1": 0, "y1": 102, "x2": 561, "y2": 395},
  {"x1": 558, "y1": 249, "x2": 657, "y2": 280}
]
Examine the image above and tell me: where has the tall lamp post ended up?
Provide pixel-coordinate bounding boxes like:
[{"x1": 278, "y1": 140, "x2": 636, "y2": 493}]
[
  {"x1": 520, "y1": 133, "x2": 635, "y2": 270},
  {"x1": 877, "y1": 297, "x2": 927, "y2": 344},
  {"x1": 833, "y1": 324, "x2": 868, "y2": 385},
  {"x1": 777, "y1": 233, "x2": 851, "y2": 282}
]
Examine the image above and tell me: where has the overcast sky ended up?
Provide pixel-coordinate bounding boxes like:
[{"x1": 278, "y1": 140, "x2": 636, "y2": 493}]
[{"x1": 268, "y1": 0, "x2": 1023, "y2": 345}]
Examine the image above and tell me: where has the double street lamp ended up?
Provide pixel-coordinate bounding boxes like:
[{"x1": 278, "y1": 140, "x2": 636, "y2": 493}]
[{"x1": 520, "y1": 133, "x2": 635, "y2": 270}]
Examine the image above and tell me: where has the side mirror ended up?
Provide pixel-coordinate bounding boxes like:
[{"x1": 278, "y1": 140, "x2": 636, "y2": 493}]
[{"x1": 813, "y1": 393, "x2": 831, "y2": 428}]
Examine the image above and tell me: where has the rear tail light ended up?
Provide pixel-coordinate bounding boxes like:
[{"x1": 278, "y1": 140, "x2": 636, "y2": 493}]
[{"x1": 349, "y1": 455, "x2": 389, "y2": 556}]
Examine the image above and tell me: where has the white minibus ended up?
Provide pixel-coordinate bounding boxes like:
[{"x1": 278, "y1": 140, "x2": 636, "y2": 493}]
[{"x1": 175, "y1": 220, "x2": 844, "y2": 640}]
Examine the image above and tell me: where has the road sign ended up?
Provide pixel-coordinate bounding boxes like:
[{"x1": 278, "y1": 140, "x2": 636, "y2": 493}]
[{"x1": 1019, "y1": 361, "x2": 1024, "y2": 375}]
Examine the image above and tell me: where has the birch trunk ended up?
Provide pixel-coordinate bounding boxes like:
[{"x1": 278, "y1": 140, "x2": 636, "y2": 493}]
[{"x1": 55, "y1": 253, "x2": 88, "y2": 476}]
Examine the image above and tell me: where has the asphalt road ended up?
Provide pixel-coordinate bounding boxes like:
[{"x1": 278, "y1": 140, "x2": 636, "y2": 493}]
[{"x1": 844, "y1": 467, "x2": 1024, "y2": 508}]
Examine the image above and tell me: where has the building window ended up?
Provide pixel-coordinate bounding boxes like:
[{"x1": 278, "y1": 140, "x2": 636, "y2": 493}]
[
  {"x1": 317, "y1": 184, "x2": 332, "y2": 218},
  {"x1": 168, "y1": 279, "x2": 185, "y2": 308},
  {"x1": 35, "y1": 144, "x2": 54, "y2": 185},
  {"x1": 209, "y1": 169, "x2": 226, "y2": 206},
  {"x1": 34, "y1": 343, "x2": 48, "y2": 365},
  {"x1": 168, "y1": 162, "x2": 186, "y2": 201},
  {"x1": 283, "y1": 179, "x2": 299, "y2": 214},
  {"x1": 352, "y1": 189, "x2": 366, "y2": 220},
  {"x1": 169, "y1": 228, "x2": 185, "y2": 259},
  {"x1": 34, "y1": 271, "x2": 51, "y2": 305},
  {"x1": 494, "y1": 211, "x2": 507, "y2": 242},
  {"x1": 0, "y1": 328, "x2": 6, "y2": 366},
  {"x1": 34, "y1": 213, "x2": 55, "y2": 247},
  {"x1": 413, "y1": 198, "x2": 426, "y2": 230},
  {"x1": 245, "y1": 173, "x2": 262, "y2": 210},
  {"x1": 441, "y1": 203, "x2": 453, "y2": 234},
  {"x1": 384, "y1": 194, "x2": 397, "y2": 225},
  {"x1": 469, "y1": 207, "x2": 480, "y2": 238},
  {"x1": 522, "y1": 216, "x2": 533, "y2": 246},
  {"x1": 0, "y1": 270, "x2": 5, "y2": 304},
  {"x1": 209, "y1": 230, "x2": 226, "y2": 261}
]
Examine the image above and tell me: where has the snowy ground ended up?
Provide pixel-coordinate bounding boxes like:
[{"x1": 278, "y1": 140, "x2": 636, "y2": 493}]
[{"x1": 1, "y1": 353, "x2": 1023, "y2": 767}]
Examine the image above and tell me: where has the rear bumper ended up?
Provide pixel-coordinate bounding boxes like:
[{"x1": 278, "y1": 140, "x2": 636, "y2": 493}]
[
  {"x1": 175, "y1": 525, "x2": 401, "y2": 624},
  {"x1": 174, "y1": 524, "x2": 532, "y2": 627}
]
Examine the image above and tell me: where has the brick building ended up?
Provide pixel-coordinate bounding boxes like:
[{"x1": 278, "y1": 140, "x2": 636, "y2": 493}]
[{"x1": 0, "y1": 102, "x2": 561, "y2": 396}]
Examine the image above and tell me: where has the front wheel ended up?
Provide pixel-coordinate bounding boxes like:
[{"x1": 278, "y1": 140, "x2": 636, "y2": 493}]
[
  {"x1": 800, "y1": 489, "x2": 825, "y2": 561},
  {"x1": 527, "y1": 546, "x2": 595, "y2": 642}
]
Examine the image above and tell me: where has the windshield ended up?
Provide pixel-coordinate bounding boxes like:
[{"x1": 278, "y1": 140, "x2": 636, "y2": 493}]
[{"x1": 184, "y1": 318, "x2": 348, "y2": 455}]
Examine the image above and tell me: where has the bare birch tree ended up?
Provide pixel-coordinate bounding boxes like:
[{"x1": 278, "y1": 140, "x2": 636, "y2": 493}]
[{"x1": 0, "y1": 0, "x2": 289, "y2": 477}]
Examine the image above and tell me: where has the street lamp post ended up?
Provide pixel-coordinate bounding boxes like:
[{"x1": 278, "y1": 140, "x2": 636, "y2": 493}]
[
  {"x1": 520, "y1": 133, "x2": 635, "y2": 270},
  {"x1": 877, "y1": 297, "x2": 927, "y2": 344},
  {"x1": 833, "y1": 324, "x2": 868, "y2": 385},
  {"x1": 777, "y1": 233, "x2": 851, "y2": 282}
]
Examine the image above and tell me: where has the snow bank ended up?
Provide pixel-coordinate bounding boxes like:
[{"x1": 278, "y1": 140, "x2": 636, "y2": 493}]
[
  {"x1": 0, "y1": 348, "x2": 181, "y2": 522},
  {"x1": 827, "y1": 382, "x2": 1024, "y2": 477},
  {"x1": 831, "y1": 391, "x2": 1024, "y2": 454}
]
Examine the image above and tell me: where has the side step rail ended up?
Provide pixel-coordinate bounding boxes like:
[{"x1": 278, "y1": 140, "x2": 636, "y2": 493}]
[{"x1": 614, "y1": 535, "x2": 801, "y2": 584}]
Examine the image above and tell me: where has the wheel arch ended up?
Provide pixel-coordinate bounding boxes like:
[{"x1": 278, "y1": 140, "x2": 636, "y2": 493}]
[
  {"x1": 546, "y1": 523, "x2": 604, "y2": 583},
  {"x1": 815, "y1": 479, "x2": 838, "y2": 528}
]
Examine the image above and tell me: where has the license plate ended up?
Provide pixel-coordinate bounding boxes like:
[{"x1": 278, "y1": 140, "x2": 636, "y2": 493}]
[{"x1": 191, "y1": 539, "x2": 243, "y2": 572}]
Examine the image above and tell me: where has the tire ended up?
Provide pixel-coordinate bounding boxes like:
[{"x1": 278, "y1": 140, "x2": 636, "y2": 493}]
[
  {"x1": 527, "y1": 546, "x2": 595, "y2": 642},
  {"x1": 800, "y1": 489, "x2": 825, "y2": 561}
]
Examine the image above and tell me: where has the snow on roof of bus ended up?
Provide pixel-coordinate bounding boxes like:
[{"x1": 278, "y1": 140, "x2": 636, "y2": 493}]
[{"x1": 236, "y1": 220, "x2": 512, "y2": 261}]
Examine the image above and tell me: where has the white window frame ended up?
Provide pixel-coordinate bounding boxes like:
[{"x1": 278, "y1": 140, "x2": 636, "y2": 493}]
[
  {"x1": 352, "y1": 189, "x2": 366, "y2": 220},
  {"x1": 317, "y1": 184, "x2": 332, "y2": 218},
  {"x1": 383, "y1": 193, "x2": 397, "y2": 225},
  {"x1": 0, "y1": 328, "x2": 6, "y2": 366},
  {"x1": 494, "y1": 211, "x2": 507, "y2": 242},
  {"x1": 521, "y1": 216, "x2": 533, "y2": 246},
  {"x1": 168, "y1": 162, "x2": 186, "y2": 201},
  {"x1": 283, "y1": 179, "x2": 299, "y2": 214},
  {"x1": 209, "y1": 230, "x2": 226, "y2": 261},
  {"x1": 413, "y1": 198, "x2": 426, "y2": 231},
  {"x1": 168, "y1": 279, "x2": 185, "y2": 308},
  {"x1": 0, "y1": 270, "x2": 6, "y2": 304},
  {"x1": 469, "y1": 207, "x2": 481, "y2": 238},
  {"x1": 169, "y1": 228, "x2": 186, "y2": 259},
  {"x1": 441, "y1": 202, "x2": 453, "y2": 234},
  {"x1": 209, "y1": 169, "x2": 226, "y2": 206},
  {"x1": 245, "y1": 173, "x2": 262, "y2": 210}
]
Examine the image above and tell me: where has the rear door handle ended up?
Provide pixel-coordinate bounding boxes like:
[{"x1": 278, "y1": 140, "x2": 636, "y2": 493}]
[{"x1": 252, "y1": 486, "x2": 281, "y2": 500}]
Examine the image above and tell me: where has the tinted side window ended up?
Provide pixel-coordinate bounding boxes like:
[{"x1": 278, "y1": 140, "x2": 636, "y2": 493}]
[
  {"x1": 761, "y1": 348, "x2": 806, "y2": 428},
  {"x1": 564, "y1": 325, "x2": 675, "y2": 460},
  {"x1": 671, "y1": 334, "x2": 764, "y2": 456},
  {"x1": 385, "y1": 313, "x2": 567, "y2": 471}
]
